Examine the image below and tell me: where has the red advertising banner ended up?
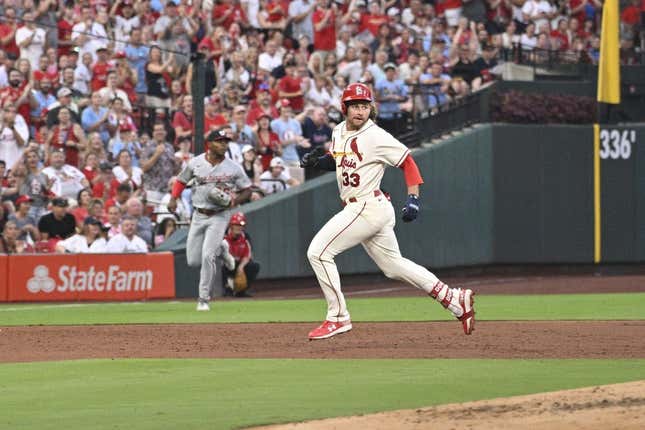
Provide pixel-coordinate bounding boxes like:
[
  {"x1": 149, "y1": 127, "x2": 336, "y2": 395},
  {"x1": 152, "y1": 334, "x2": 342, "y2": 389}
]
[
  {"x1": 0, "y1": 255, "x2": 7, "y2": 302},
  {"x1": 6, "y1": 252, "x2": 175, "y2": 302}
]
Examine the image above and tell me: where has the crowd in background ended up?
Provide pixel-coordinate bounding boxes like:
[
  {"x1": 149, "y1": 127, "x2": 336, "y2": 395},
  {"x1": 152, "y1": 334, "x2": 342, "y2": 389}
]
[{"x1": 0, "y1": 0, "x2": 643, "y2": 254}]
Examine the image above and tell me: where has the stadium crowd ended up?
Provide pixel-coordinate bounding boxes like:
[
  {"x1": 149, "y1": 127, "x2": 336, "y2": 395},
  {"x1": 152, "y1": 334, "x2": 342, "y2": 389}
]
[{"x1": 0, "y1": 0, "x2": 643, "y2": 254}]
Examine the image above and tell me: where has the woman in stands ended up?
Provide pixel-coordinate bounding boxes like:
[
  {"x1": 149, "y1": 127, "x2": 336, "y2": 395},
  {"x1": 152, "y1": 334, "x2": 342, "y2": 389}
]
[{"x1": 112, "y1": 150, "x2": 143, "y2": 197}]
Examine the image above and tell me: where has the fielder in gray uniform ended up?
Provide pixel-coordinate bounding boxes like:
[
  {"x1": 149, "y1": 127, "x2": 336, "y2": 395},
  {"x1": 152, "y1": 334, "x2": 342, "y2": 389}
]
[{"x1": 168, "y1": 130, "x2": 252, "y2": 311}]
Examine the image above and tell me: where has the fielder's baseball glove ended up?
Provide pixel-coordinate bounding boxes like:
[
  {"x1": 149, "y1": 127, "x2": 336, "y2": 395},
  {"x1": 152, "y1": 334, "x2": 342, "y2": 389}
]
[
  {"x1": 207, "y1": 187, "x2": 232, "y2": 207},
  {"x1": 233, "y1": 270, "x2": 248, "y2": 294}
]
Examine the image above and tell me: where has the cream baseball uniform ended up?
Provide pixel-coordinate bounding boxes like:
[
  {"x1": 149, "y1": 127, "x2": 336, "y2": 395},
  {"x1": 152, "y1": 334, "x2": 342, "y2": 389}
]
[{"x1": 307, "y1": 119, "x2": 452, "y2": 323}]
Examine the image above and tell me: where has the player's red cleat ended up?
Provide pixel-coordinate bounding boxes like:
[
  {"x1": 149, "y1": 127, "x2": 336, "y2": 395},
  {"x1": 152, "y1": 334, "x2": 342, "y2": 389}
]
[
  {"x1": 457, "y1": 289, "x2": 475, "y2": 335},
  {"x1": 308, "y1": 320, "x2": 353, "y2": 340}
]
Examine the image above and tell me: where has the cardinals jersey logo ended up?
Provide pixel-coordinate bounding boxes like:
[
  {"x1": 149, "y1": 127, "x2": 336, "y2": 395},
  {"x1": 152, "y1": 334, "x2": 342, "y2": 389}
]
[{"x1": 349, "y1": 138, "x2": 363, "y2": 162}]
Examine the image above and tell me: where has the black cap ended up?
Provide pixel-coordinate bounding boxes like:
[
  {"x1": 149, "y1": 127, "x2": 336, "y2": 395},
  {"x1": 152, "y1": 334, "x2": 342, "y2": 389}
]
[
  {"x1": 52, "y1": 197, "x2": 68, "y2": 207},
  {"x1": 83, "y1": 216, "x2": 101, "y2": 226},
  {"x1": 206, "y1": 129, "x2": 232, "y2": 143}
]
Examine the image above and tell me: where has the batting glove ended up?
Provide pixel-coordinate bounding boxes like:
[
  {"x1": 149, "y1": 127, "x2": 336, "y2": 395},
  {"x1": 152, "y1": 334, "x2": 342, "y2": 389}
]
[{"x1": 401, "y1": 194, "x2": 420, "y2": 223}]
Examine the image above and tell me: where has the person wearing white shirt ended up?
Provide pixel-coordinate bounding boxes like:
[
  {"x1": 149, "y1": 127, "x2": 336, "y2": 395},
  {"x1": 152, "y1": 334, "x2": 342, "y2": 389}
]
[
  {"x1": 73, "y1": 53, "x2": 93, "y2": 96},
  {"x1": 97, "y1": 72, "x2": 133, "y2": 112},
  {"x1": 14, "y1": 12, "x2": 47, "y2": 70},
  {"x1": 521, "y1": 0, "x2": 554, "y2": 32},
  {"x1": 259, "y1": 157, "x2": 300, "y2": 195},
  {"x1": 0, "y1": 103, "x2": 29, "y2": 172},
  {"x1": 105, "y1": 216, "x2": 148, "y2": 253},
  {"x1": 55, "y1": 217, "x2": 108, "y2": 253},
  {"x1": 257, "y1": 41, "x2": 284, "y2": 74},
  {"x1": 41, "y1": 149, "x2": 90, "y2": 200}
]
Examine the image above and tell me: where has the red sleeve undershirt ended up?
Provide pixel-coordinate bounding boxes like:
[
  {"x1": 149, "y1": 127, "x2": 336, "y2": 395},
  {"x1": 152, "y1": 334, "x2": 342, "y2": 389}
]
[
  {"x1": 399, "y1": 154, "x2": 424, "y2": 187},
  {"x1": 171, "y1": 180, "x2": 187, "y2": 199}
]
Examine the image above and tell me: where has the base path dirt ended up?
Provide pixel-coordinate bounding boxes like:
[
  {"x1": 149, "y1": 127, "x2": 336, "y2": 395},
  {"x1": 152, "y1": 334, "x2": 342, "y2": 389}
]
[
  {"x1": 251, "y1": 381, "x2": 645, "y2": 430},
  {"x1": 1, "y1": 321, "x2": 644, "y2": 362}
]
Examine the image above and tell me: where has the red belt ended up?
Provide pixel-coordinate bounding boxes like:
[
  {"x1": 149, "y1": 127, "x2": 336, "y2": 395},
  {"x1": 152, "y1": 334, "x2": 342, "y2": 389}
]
[{"x1": 342, "y1": 190, "x2": 384, "y2": 206}]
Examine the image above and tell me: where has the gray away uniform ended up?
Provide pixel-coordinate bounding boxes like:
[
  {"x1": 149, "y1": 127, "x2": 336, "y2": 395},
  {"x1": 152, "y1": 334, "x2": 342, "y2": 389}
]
[{"x1": 178, "y1": 154, "x2": 252, "y2": 301}]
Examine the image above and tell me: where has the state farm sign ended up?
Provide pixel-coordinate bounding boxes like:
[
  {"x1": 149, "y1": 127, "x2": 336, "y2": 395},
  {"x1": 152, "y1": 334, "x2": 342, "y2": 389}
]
[
  {"x1": 27, "y1": 264, "x2": 153, "y2": 294},
  {"x1": 6, "y1": 253, "x2": 175, "y2": 302}
]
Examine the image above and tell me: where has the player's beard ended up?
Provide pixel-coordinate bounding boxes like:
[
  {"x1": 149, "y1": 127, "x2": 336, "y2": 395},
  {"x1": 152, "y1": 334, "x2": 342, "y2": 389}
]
[{"x1": 347, "y1": 114, "x2": 367, "y2": 131}]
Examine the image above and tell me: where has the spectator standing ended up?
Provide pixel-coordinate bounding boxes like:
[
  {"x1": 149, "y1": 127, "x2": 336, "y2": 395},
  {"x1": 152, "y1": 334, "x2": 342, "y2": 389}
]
[
  {"x1": 420, "y1": 62, "x2": 452, "y2": 111},
  {"x1": 73, "y1": 52, "x2": 93, "y2": 96},
  {"x1": 270, "y1": 100, "x2": 309, "y2": 181},
  {"x1": 289, "y1": 0, "x2": 316, "y2": 42},
  {"x1": 255, "y1": 113, "x2": 282, "y2": 171},
  {"x1": 278, "y1": 61, "x2": 305, "y2": 113},
  {"x1": 140, "y1": 121, "x2": 179, "y2": 208},
  {"x1": 15, "y1": 12, "x2": 47, "y2": 70},
  {"x1": 0, "y1": 69, "x2": 34, "y2": 128},
  {"x1": 257, "y1": 40, "x2": 284, "y2": 74},
  {"x1": 172, "y1": 95, "x2": 193, "y2": 147},
  {"x1": 144, "y1": 46, "x2": 174, "y2": 123},
  {"x1": 0, "y1": 102, "x2": 28, "y2": 172},
  {"x1": 46, "y1": 87, "x2": 81, "y2": 128},
  {"x1": 30, "y1": 77, "x2": 56, "y2": 130},
  {"x1": 38, "y1": 197, "x2": 76, "y2": 241},
  {"x1": 375, "y1": 63, "x2": 409, "y2": 135},
  {"x1": 46, "y1": 107, "x2": 87, "y2": 168},
  {"x1": 246, "y1": 85, "x2": 279, "y2": 125},
  {"x1": 42, "y1": 149, "x2": 89, "y2": 200},
  {"x1": 229, "y1": 105, "x2": 256, "y2": 150},
  {"x1": 91, "y1": 47, "x2": 112, "y2": 94},
  {"x1": 55, "y1": 216, "x2": 107, "y2": 253},
  {"x1": 98, "y1": 71, "x2": 133, "y2": 113},
  {"x1": 300, "y1": 107, "x2": 332, "y2": 179},
  {"x1": 92, "y1": 161, "x2": 117, "y2": 201},
  {"x1": 81, "y1": 92, "x2": 111, "y2": 145},
  {"x1": 105, "y1": 215, "x2": 148, "y2": 253},
  {"x1": 110, "y1": 124, "x2": 142, "y2": 167},
  {"x1": 112, "y1": 149, "x2": 144, "y2": 194},
  {"x1": 125, "y1": 27, "x2": 150, "y2": 105},
  {"x1": 0, "y1": 7, "x2": 20, "y2": 61},
  {"x1": 223, "y1": 212, "x2": 261, "y2": 297},
  {"x1": 312, "y1": 0, "x2": 338, "y2": 59},
  {"x1": 339, "y1": 47, "x2": 372, "y2": 84}
]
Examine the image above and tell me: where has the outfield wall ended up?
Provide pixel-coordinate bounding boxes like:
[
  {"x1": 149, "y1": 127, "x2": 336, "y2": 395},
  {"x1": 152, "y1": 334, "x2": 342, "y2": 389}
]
[{"x1": 226, "y1": 124, "x2": 644, "y2": 280}]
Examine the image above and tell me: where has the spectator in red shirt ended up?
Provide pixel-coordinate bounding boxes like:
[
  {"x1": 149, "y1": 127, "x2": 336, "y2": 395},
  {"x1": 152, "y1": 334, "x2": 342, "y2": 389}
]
[
  {"x1": 92, "y1": 161, "x2": 118, "y2": 201},
  {"x1": 312, "y1": 0, "x2": 338, "y2": 57},
  {"x1": 212, "y1": 0, "x2": 249, "y2": 30},
  {"x1": 247, "y1": 84, "x2": 279, "y2": 125},
  {"x1": 204, "y1": 95, "x2": 228, "y2": 135},
  {"x1": 277, "y1": 61, "x2": 305, "y2": 113},
  {"x1": 57, "y1": 6, "x2": 75, "y2": 57},
  {"x1": 550, "y1": 18, "x2": 570, "y2": 50},
  {"x1": 0, "y1": 7, "x2": 20, "y2": 60},
  {"x1": 222, "y1": 212, "x2": 261, "y2": 297},
  {"x1": 91, "y1": 47, "x2": 112, "y2": 93},
  {"x1": 621, "y1": 0, "x2": 641, "y2": 27},
  {"x1": 255, "y1": 113, "x2": 281, "y2": 171},
  {"x1": 172, "y1": 94, "x2": 193, "y2": 147},
  {"x1": 105, "y1": 182, "x2": 132, "y2": 213},
  {"x1": 359, "y1": 2, "x2": 390, "y2": 36},
  {"x1": 198, "y1": 25, "x2": 226, "y2": 63},
  {"x1": 0, "y1": 68, "x2": 34, "y2": 126}
]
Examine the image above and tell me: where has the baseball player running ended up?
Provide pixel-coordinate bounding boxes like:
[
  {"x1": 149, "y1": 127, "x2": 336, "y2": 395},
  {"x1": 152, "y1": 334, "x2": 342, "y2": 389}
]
[
  {"x1": 300, "y1": 83, "x2": 475, "y2": 340},
  {"x1": 168, "y1": 129, "x2": 252, "y2": 311}
]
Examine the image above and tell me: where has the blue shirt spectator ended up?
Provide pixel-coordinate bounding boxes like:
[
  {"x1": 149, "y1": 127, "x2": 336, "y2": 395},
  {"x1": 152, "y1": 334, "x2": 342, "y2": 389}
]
[
  {"x1": 375, "y1": 64, "x2": 408, "y2": 119},
  {"x1": 125, "y1": 29, "x2": 150, "y2": 95},
  {"x1": 81, "y1": 93, "x2": 111, "y2": 144}
]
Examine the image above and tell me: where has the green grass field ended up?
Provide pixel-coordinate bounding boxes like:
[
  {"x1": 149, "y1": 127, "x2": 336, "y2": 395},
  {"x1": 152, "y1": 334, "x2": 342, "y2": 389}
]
[{"x1": 1, "y1": 293, "x2": 644, "y2": 430}]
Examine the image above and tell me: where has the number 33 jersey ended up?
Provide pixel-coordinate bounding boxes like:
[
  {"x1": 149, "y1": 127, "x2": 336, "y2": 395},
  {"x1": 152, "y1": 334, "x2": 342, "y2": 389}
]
[{"x1": 330, "y1": 119, "x2": 410, "y2": 202}]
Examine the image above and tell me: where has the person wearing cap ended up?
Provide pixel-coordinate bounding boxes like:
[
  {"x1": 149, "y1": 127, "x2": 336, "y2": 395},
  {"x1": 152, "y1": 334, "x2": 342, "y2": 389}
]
[
  {"x1": 300, "y1": 107, "x2": 332, "y2": 180},
  {"x1": 37, "y1": 197, "x2": 76, "y2": 241},
  {"x1": 229, "y1": 105, "x2": 255, "y2": 154},
  {"x1": 45, "y1": 87, "x2": 81, "y2": 127},
  {"x1": 222, "y1": 212, "x2": 261, "y2": 297},
  {"x1": 110, "y1": 122, "x2": 142, "y2": 167},
  {"x1": 42, "y1": 148, "x2": 90, "y2": 200},
  {"x1": 168, "y1": 128, "x2": 252, "y2": 311},
  {"x1": 90, "y1": 46, "x2": 111, "y2": 94},
  {"x1": 55, "y1": 216, "x2": 107, "y2": 253},
  {"x1": 258, "y1": 156, "x2": 300, "y2": 195},
  {"x1": 98, "y1": 71, "x2": 133, "y2": 112},
  {"x1": 8, "y1": 195, "x2": 39, "y2": 242},
  {"x1": 374, "y1": 61, "x2": 409, "y2": 135},
  {"x1": 174, "y1": 135, "x2": 194, "y2": 170},
  {"x1": 419, "y1": 61, "x2": 452, "y2": 110}
]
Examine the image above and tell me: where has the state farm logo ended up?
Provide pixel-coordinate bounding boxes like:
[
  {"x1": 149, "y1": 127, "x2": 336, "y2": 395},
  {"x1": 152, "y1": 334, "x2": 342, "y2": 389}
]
[
  {"x1": 26, "y1": 264, "x2": 154, "y2": 294},
  {"x1": 27, "y1": 265, "x2": 56, "y2": 293}
]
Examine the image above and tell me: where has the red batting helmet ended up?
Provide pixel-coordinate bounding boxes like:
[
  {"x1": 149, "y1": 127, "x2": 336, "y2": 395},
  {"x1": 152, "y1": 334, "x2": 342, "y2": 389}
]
[
  {"x1": 229, "y1": 212, "x2": 246, "y2": 226},
  {"x1": 341, "y1": 83, "x2": 372, "y2": 114}
]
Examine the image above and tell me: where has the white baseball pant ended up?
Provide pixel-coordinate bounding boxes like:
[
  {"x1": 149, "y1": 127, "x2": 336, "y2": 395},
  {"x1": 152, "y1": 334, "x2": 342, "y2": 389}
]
[{"x1": 307, "y1": 194, "x2": 440, "y2": 322}]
